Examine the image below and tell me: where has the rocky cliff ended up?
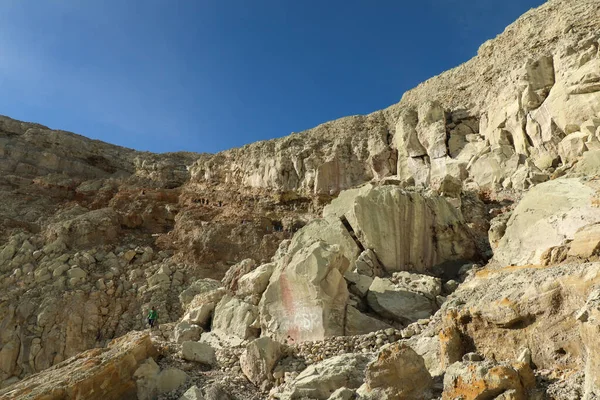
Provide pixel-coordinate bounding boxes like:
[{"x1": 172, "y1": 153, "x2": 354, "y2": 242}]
[{"x1": 1, "y1": 0, "x2": 600, "y2": 399}]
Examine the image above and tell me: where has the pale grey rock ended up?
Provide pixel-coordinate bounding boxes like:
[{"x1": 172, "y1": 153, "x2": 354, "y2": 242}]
[
  {"x1": 568, "y1": 223, "x2": 600, "y2": 258},
  {"x1": 287, "y1": 216, "x2": 361, "y2": 266},
  {"x1": 260, "y1": 241, "x2": 349, "y2": 343},
  {"x1": 558, "y1": 131, "x2": 588, "y2": 164},
  {"x1": 367, "y1": 277, "x2": 436, "y2": 324},
  {"x1": 344, "y1": 271, "x2": 373, "y2": 298},
  {"x1": 354, "y1": 249, "x2": 384, "y2": 277},
  {"x1": 326, "y1": 185, "x2": 477, "y2": 274},
  {"x1": 212, "y1": 295, "x2": 259, "y2": 340},
  {"x1": 344, "y1": 306, "x2": 393, "y2": 336},
  {"x1": 239, "y1": 336, "x2": 281, "y2": 386},
  {"x1": 494, "y1": 179, "x2": 600, "y2": 266},
  {"x1": 179, "y1": 278, "x2": 223, "y2": 308},
  {"x1": 174, "y1": 321, "x2": 202, "y2": 344},
  {"x1": 156, "y1": 368, "x2": 188, "y2": 394},
  {"x1": 179, "y1": 385, "x2": 205, "y2": 400},
  {"x1": 283, "y1": 353, "x2": 372, "y2": 399},
  {"x1": 222, "y1": 258, "x2": 256, "y2": 291},
  {"x1": 181, "y1": 341, "x2": 216, "y2": 365},
  {"x1": 134, "y1": 358, "x2": 161, "y2": 400},
  {"x1": 236, "y1": 262, "x2": 276, "y2": 298}
]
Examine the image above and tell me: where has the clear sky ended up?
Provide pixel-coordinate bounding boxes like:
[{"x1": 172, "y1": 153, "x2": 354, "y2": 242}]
[{"x1": 0, "y1": 0, "x2": 545, "y2": 154}]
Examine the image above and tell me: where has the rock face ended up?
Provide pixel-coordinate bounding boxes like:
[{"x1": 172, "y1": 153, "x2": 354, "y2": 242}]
[
  {"x1": 189, "y1": 114, "x2": 396, "y2": 196},
  {"x1": 569, "y1": 224, "x2": 600, "y2": 258},
  {"x1": 324, "y1": 185, "x2": 478, "y2": 274},
  {"x1": 181, "y1": 341, "x2": 216, "y2": 365},
  {"x1": 366, "y1": 276, "x2": 437, "y2": 324},
  {"x1": 212, "y1": 295, "x2": 260, "y2": 340},
  {"x1": 260, "y1": 241, "x2": 350, "y2": 343},
  {"x1": 239, "y1": 337, "x2": 281, "y2": 386},
  {"x1": 578, "y1": 289, "x2": 600, "y2": 399},
  {"x1": 494, "y1": 179, "x2": 600, "y2": 266},
  {"x1": 362, "y1": 343, "x2": 433, "y2": 400},
  {"x1": 282, "y1": 353, "x2": 372, "y2": 399},
  {"x1": 2, "y1": 0, "x2": 600, "y2": 398},
  {"x1": 0, "y1": 332, "x2": 157, "y2": 400},
  {"x1": 442, "y1": 261, "x2": 600, "y2": 374},
  {"x1": 442, "y1": 360, "x2": 535, "y2": 400}
]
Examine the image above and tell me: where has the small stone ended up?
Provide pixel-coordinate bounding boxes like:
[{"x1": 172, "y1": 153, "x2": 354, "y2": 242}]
[{"x1": 462, "y1": 352, "x2": 483, "y2": 362}]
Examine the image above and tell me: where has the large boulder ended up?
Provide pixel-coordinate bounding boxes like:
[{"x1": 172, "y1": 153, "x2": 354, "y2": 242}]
[
  {"x1": 0, "y1": 332, "x2": 157, "y2": 400},
  {"x1": 324, "y1": 185, "x2": 477, "y2": 273},
  {"x1": 494, "y1": 179, "x2": 600, "y2": 266},
  {"x1": 286, "y1": 216, "x2": 361, "y2": 265},
  {"x1": 366, "y1": 277, "x2": 437, "y2": 324},
  {"x1": 134, "y1": 358, "x2": 161, "y2": 400},
  {"x1": 179, "y1": 278, "x2": 224, "y2": 308},
  {"x1": 181, "y1": 341, "x2": 216, "y2": 365},
  {"x1": 359, "y1": 343, "x2": 433, "y2": 400},
  {"x1": 222, "y1": 258, "x2": 256, "y2": 291},
  {"x1": 156, "y1": 368, "x2": 188, "y2": 395},
  {"x1": 558, "y1": 132, "x2": 588, "y2": 164},
  {"x1": 240, "y1": 337, "x2": 282, "y2": 386},
  {"x1": 568, "y1": 223, "x2": 600, "y2": 258},
  {"x1": 282, "y1": 353, "x2": 372, "y2": 399},
  {"x1": 442, "y1": 360, "x2": 535, "y2": 400},
  {"x1": 442, "y1": 261, "x2": 600, "y2": 375},
  {"x1": 344, "y1": 306, "x2": 393, "y2": 336},
  {"x1": 260, "y1": 241, "x2": 350, "y2": 343},
  {"x1": 174, "y1": 321, "x2": 202, "y2": 344},
  {"x1": 212, "y1": 295, "x2": 259, "y2": 340},
  {"x1": 236, "y1": 262, "x2": 276, "y2": 301},
  {"x1": 575, "y1": 150, "x2": 600, "y2": 177}
]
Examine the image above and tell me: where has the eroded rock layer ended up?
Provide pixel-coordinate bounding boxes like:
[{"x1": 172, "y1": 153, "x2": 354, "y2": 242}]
[{"x1": 1, "y1": 0, "x2": 600, "y2": 399}]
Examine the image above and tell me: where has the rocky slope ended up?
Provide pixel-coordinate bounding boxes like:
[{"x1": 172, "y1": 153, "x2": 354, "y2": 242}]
[{"x1": 1, "y1": 0, "x2": 600, "y2": 399}]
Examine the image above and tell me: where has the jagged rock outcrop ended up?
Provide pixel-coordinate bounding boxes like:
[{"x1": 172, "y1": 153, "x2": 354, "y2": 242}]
[
  {"x1": 359, "y1": 342, "x2": 433, "y2": 400},
  {"x1": 442, "y1": 360, "x2": 535, "y2": 400},
  {"x1": 1, "y1": 0, "x2": 600, "y2": 398},
  {"x1": 494, "y1": 178, "x2": 600, "y2": 266},
  {"x1": 0, "y1": 332, "x2": 157, "y2": 400},
  {"x1": 277, "y1": 353, "x2": 373, "y2": 399},
  {"x1": 323, "y1": 184, "x2": 478, "y2": 274}
]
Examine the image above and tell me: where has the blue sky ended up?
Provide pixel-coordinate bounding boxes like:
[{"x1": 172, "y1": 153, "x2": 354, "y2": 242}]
[{"x1": 0, "y1": 0, "x2": 545, "y2": 154}]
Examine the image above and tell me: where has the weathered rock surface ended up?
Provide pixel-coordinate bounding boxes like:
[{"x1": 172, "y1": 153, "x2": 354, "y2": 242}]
[
  {"x1": 442, "y1": 261, "x2": 600, "y2": 373},
  {"x1": 366, "y1": 276, "x2": 438, "y2": 324},
  {"x1": 212, "y1": 295, "x2": 260, "y2": 341},
  {"x1": 280, "y1": 353, "x2": 372, "y2": 399},
  {"x1": 239, "y1": 336, "x2": 281, "y2": 386},
  {"x1": 569, "y1": 223, "x2": 600, "y2": 258},
  {"x1": 0, "y1": 332, "x2": 157, "y2": 400},
  {"x1": 2, "y1": 0, "x2": 600, "y2": 398},
  {"x1": 344, "y1": 306, "x2": 393, "y2": 336},
  {"x1": 578, "y1": 288, "x2": 600, "y2": 399},
  {"x1": 181, "y1": 341, "x2": 216, "y2": 365},
  {"x1": 179, "y1": 385, "x2": 205, "y2": 400},
  {"x1": 260, "y1": 241, "x2": 350, "y2": 342},
  {"x1": 360, "y1": 342, "x2": 433, "y2": 400},
  {"x1": 324, "y1": 185, "x2": 478, "y2": 273},
  {"x1": 442, "y1": 360, "x2": 535, "y2": 400},
  {"x1": 494, "y1": 179, "x2": 600, "y2": 266}
]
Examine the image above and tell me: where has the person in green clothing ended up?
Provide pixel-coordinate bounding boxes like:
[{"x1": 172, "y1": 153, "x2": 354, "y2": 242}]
[{"x1": 147, "y1": 307, "x2": 158, "y2": 329}]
